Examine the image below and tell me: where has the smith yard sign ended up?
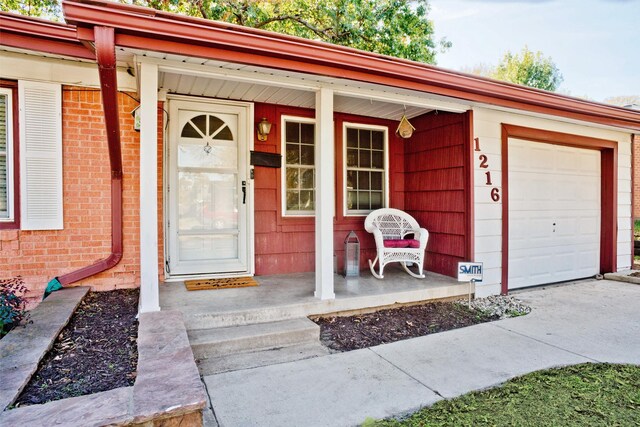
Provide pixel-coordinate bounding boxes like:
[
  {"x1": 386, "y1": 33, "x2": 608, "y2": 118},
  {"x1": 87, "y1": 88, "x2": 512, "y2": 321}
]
[{"x1": 457, "y1": 262, "x2": 483, "y2": 282}]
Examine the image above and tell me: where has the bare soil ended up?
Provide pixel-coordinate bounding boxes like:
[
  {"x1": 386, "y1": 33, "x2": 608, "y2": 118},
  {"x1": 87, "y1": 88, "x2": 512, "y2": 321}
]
[
  {"x1": 14, "y1": 289, "x2": 139, "y2": 407},
  {"x1": 314, "y1": 301, "x2": 497, "y2": 352}
]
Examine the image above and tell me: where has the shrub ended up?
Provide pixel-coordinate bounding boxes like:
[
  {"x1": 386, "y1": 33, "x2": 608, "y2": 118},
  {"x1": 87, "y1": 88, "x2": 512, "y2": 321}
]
[{"x1": 0, "y1": 276, "x2": 31, "y2": 338}]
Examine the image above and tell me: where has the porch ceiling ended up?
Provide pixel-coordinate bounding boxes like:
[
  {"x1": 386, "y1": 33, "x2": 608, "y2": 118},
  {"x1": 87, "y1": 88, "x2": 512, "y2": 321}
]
[{"x1": 118, "y1": 48, "x2": 471, "y2": 120}]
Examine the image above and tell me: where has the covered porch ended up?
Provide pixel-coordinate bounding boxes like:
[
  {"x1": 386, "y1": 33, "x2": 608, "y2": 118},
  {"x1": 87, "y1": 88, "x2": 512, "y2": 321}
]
[
  {"x1": 130, "y1": 48, "x2": 474, "y2": 313},
  {"x1": 159, "y1": 267, "x2": 473, "y2": 329}
]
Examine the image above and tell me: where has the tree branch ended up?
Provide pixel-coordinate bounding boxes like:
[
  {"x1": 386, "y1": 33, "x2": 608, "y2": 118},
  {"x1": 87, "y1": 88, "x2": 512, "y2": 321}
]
[{"x1": 255, "y1": 15, "x2": 332, "y2": 40}]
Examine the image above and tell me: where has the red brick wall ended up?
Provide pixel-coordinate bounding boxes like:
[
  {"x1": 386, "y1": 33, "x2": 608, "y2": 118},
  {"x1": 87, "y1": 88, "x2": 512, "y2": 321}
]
[
  {"x1": 633, "y1": 134, "x2": 639, "y2": 219},
  {"x1": 0, "y1": 87, "x2": 143, "y2": 305},
  {"x1": 404, "y1": 111, "x2": 469, "y2": 277}
]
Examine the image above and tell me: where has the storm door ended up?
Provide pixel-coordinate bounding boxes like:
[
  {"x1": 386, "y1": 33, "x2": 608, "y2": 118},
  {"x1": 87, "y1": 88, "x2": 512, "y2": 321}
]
[{"x1": 167, "y1": 99, "x2": 251, "y2": 277}]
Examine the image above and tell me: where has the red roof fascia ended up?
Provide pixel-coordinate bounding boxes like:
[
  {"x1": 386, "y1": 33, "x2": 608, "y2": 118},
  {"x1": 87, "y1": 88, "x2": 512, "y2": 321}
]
[
  {"x1": 0, "y1": 11, "x2": 94, "y2": 59},
  {"x1": 44, "y1": 1, "x2": 640, "y2": 130}
]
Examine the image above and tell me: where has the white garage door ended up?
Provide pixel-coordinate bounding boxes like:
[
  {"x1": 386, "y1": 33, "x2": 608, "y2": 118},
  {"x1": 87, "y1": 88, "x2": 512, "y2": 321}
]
[{"x1": 508, "y1": 139, "x2": 600, "y2": 289}]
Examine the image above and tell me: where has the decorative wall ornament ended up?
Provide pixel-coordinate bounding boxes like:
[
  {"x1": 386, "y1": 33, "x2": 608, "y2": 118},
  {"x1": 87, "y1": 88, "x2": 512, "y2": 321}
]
[{"x1": 396, "y1": 114, "x2": 415, "y2": 139}]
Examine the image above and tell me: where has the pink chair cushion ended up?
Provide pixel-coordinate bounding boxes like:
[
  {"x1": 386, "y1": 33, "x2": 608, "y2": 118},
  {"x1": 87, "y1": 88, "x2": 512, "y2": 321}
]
[{"x1": 383, "y1": 239, "x2": 420, "y2": 248}]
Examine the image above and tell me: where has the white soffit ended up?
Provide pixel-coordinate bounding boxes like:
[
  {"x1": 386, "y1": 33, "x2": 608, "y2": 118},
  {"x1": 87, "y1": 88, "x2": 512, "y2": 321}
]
[{"x1": 120, "y1": 47, "x2": 470, "y2": 119}]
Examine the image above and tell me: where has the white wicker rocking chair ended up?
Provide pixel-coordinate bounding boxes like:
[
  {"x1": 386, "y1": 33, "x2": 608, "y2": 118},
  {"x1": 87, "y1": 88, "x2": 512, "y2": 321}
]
[{"x1": 364, "y1": 208, "x2": 429, "y2": 279}]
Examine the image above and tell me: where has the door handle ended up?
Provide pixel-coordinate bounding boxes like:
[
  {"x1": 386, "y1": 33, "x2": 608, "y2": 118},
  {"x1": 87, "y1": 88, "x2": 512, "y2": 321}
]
[{"x1": 242, "y1": 181, "x2": 247, "y2": 204}]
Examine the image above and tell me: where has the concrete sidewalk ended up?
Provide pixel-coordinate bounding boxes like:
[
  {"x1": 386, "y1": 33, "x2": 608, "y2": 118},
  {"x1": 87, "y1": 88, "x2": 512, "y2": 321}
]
[{"x1": 203, "y1": 280, "x2": 640, "y2": 427}]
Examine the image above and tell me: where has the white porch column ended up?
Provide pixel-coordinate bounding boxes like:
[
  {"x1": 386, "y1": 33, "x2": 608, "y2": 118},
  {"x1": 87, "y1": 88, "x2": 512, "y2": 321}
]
[
  {"x1": 138, "y1": 61, "x2": 160, "y2": 313},
  {"x1": 314, "y1": 87, "x2": 335, "y2": 299}
]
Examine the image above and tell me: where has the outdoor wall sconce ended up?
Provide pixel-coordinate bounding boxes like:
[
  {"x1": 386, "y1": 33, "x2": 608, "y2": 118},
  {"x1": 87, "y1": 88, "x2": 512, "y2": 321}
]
[
  {"x1": 257, "y1": 117, "x2": 272, "y2": 141},
  {"x1": 131, "y1": 106, "x2": 141, "y2": 132},
  {"x1": 396, "y1": 114, "x2": 415, "y2": 139}
]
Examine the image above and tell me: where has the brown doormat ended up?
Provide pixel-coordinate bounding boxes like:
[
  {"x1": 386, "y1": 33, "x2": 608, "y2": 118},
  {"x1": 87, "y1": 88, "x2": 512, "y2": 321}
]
[{"x1": 184, "y1": 276, "x2": 259, "y2": 291}]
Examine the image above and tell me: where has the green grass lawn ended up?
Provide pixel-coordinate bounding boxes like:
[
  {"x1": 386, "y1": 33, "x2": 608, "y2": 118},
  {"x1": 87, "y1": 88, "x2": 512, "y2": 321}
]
[{"x1": 366, "y1": 363, "x2": 640, "y2": 427}]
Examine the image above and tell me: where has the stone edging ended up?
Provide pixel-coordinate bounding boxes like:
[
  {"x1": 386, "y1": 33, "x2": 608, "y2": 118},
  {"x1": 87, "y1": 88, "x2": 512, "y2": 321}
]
[{"x1": 0, "y1": 294, "x2": 207, "y2": 426}]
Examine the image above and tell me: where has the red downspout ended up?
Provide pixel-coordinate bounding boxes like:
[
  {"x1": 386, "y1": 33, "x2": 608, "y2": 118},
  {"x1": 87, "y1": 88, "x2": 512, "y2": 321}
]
[{"x1": 58, "y1": 26, "x2": 123, "y2": 285}]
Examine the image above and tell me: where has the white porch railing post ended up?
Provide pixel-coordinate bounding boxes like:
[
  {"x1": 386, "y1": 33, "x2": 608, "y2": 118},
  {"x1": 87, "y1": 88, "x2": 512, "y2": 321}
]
[
  {"x1": 138, "y1": 61, "x2": 160, "y2": 313},
  {"x1": 314, "y1": 87, "x2": 336, "y2": 299}
]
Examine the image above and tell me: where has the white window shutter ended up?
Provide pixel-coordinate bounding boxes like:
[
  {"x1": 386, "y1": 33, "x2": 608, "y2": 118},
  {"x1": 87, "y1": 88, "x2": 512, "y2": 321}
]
[{"x1": 19, "y1": 81, "x2": 63, "y2": 230}]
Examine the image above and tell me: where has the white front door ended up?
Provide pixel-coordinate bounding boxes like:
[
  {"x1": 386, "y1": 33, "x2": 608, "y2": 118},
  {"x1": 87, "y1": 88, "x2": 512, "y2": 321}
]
[
  {"x1": 508, "y1": 139, "x2": 600, "y2": 289},
  {"x1": 167, "y1": 99, "x2": 252, "y2": 277}
]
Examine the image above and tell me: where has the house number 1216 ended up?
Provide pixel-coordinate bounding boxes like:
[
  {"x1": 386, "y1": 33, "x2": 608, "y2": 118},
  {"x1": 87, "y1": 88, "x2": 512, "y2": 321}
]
[{"x1": 474, "y1": 138, "x2": 500, "y2": 202}]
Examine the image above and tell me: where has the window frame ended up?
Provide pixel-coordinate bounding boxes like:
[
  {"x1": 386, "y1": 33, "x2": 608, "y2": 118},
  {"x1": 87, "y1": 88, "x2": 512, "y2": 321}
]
[
  {"x1": 281, "y1": 115, "x2": 317, "y2": 217},
  {"x1": 0, "y1": 81, "x2": 19, "y2": 229},
  {"x1": 342, "y1": 122, "x2": 389, "y2": 217}
]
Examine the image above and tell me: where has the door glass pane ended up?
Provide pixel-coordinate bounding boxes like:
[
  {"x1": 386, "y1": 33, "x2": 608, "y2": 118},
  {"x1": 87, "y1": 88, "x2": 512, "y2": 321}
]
[
  {"x1": 178, "y1": 144, "x2": 237, "y2": 169},
  {"x1": 191, "y1": 115, "x2": 207, "y2": 135},
  {"x1": 208, "y1": 116, "x2": 225, "y2": 136},
  {"x1": 179, "y1": 234, "x2": 237, "y2": 261},
  {"x1": 178, "y1": 171, "x2": 237, "y2": 231}
]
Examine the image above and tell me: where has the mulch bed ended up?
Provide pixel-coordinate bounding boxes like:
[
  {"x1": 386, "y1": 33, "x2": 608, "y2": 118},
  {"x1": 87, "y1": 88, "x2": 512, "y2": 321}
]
[
  {"x1": 14, "y1": 289, "x2": 139, "y2": 407},
  {"x1": 313, "y1": 301, "x2": 497, "y2": 352}
]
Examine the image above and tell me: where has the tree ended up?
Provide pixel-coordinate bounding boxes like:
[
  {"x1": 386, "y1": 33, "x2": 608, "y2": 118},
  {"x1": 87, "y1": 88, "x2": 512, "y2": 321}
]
[
  {"x1": 1, "y1": 0, "x2": 60, "y2": 19},
  {"x1": 1, "y1": 0, "x2": 450, "y2": 64},
  {"x1": 490, "y1": 46, "x2": 563, "y2": 92}
]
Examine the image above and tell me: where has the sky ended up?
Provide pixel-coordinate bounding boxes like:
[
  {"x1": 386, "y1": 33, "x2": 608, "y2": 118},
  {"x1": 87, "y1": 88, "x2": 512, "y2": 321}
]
[{"x1": 428, "y1": 0, "x2": 640, "y2": 102}]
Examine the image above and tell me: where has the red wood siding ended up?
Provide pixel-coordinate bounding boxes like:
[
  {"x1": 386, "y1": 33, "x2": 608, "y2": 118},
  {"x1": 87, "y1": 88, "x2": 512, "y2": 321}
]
[
  {"x1": 403, "y1": 112, "x2": 470, "y2": 277},
  {"x1": 252, "y1": 103, "x2": 405, "y2": 275}
]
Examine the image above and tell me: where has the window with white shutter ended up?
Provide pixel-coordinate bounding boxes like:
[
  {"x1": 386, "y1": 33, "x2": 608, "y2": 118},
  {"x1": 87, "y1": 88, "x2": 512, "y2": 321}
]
[{"x1": 19, "y1": 81, "x2": 63, "y2": 230}]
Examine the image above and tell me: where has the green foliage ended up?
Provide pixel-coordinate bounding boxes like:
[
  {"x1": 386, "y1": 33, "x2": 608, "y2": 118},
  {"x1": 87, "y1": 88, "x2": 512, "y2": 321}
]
[
  {"x1": 1, "y1": 0, "x2": 447, "y2": 64},
  {"x1": 0, "y1": 276, "x2": 31, "y2": 338},
  {"x1": 368, "y1": 363, "x2": 640, "y2": 426},
  {"x1": 0, "y1": 0, "x2": 61, "y2": 20},
  {"x1": 490, "y1": 46, "x2": 563, "y2": 91},
  {"x1": 135, "y1": 0, "x2": 447, "y2": 64}
]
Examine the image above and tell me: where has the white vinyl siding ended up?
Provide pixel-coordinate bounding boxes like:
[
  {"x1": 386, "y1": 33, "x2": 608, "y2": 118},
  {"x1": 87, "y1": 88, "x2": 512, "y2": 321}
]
[
  {"x1": 19, "y1": 81, "x2": 63, "y2": 230},
  {"x1": 282, "y1": 116, "x2": 316, "y2": 216},
  {"x1": 0, "y1": 88, "x2": 13, "y2": 221},
  {"x1": 472, "y1": 106, "x2": 633, "y2": 297}
]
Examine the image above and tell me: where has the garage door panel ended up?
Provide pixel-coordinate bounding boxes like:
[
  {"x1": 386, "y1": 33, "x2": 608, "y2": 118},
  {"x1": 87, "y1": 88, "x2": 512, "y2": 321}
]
[{"x1": 508, "y1": 139, "x2": 600, "y2": 290}]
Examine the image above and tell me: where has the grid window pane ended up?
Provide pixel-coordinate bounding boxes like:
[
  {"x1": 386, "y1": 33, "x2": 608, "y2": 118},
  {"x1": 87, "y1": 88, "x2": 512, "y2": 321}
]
[
  {"x1": 345, "y1": 126, "x2": 386, "y2": 214},
  {"x1": 300, "y1": 123, "x2": 314, "y2": 144},
  {"x1": 300, "y1": 145, "x2": 314, "y2": 165},
  {"x1": 346, "y1": 128, "x2": 358, "y2": 148},
  {"x1": 284, "y1": 119, "x2": 315, "y2": 214}
]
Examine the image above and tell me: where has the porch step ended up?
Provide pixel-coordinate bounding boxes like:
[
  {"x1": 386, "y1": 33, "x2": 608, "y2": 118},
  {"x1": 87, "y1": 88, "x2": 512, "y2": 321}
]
[
  {"x1": 187, "y1": 317, "x2": 321, "y2": 361},
  {"x1": 197, "y1": 342, "x2": 331, "y2": 376}
]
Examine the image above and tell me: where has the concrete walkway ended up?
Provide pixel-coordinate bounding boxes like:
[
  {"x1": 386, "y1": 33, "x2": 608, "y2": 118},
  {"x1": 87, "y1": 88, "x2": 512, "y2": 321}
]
[{"x1": 203, "y1": 280, "x2": 640, "y2": 427}]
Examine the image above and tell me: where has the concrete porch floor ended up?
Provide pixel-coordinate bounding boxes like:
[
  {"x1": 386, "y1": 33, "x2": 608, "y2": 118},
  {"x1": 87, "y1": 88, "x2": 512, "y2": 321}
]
[{"x1": 160, "y1": 267, "x2": 473, "y2": 329}]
